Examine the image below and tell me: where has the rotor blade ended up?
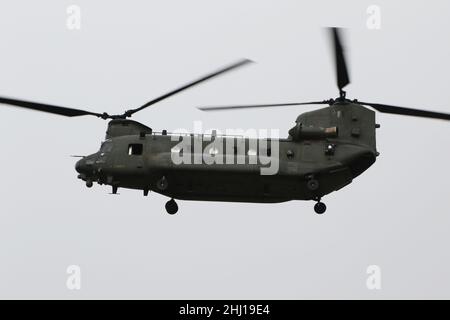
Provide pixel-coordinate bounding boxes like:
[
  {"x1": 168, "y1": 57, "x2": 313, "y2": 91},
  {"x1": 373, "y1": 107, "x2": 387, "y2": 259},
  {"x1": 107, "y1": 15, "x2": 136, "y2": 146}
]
[
  {"x1": 358, "y1": 101, "x2": 450, "y2": 121},
  {"x1": 0, "y1": 96, "x2": 105, "y2": 118},
  {"x1": 198, "y1": 101, "x2": 330, "y2": 111},
  {"x1": 125, "y1": 59, "x2": 253, "y2": 117},
  {"x1": 330, "y1": 27, "x2": 350, "y2": 93}
]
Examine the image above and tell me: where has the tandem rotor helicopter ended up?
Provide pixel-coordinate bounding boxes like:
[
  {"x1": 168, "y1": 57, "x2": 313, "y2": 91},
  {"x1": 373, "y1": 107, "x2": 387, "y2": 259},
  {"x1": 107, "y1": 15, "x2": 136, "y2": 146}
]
[{"x1": 1, "y1": 28, "x2": 449, "y2": 215}]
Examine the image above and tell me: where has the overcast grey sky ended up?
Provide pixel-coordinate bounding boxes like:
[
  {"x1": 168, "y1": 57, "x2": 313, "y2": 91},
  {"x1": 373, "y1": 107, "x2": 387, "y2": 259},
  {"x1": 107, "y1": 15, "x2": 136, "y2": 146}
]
[{"x1": 0, "y1": 0, "x2": 449, "y2": 299}]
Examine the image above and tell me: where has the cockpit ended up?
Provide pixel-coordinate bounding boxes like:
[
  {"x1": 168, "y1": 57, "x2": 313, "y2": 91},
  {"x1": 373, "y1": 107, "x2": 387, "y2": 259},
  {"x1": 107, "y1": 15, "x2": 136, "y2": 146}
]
[
  {"x1": 75, "y1": 140, "x2": 113, "y2": 186},
  {"x1": 100, "y1": 140, "x2": 113, "y2": 155}
]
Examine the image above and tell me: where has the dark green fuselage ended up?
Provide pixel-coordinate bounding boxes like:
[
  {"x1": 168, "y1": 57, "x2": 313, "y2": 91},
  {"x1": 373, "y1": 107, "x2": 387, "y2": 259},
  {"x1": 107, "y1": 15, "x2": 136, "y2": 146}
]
[{"x1": 75, "y1": 101, "x2": 378, "y2": 203}]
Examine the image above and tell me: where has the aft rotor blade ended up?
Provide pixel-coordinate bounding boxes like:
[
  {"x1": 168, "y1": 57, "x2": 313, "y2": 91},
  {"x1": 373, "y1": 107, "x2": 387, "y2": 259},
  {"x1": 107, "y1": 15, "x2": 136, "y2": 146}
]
[
  {"x1": 330, "y1": 27, "x2": 350, "y2": 93},
  {"x1": 198, "y1": 101, "x2": 330, "y2": 111},
  {"x1": 125, "y1": 59, "x2": 253, "y2": 117},
  {"x1": 0, "y1": 96, "x2": 106, "y2": 118},
  {"x1": 358, "y1": 101, "x2": 450, "y2": 121}
]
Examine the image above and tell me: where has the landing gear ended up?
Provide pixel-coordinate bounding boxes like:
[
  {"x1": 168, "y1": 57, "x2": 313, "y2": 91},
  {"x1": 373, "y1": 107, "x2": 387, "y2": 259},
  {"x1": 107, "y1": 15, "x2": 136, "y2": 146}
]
[
  {"x1": 165, "y1": 199, "x2": 178, "y2": 215},
  {"x1": 86, "y1": 180, "x2": 93, "y2": 188},
  {"x1": 314, "y1": 200, "x2": 326, "y2": 214}
]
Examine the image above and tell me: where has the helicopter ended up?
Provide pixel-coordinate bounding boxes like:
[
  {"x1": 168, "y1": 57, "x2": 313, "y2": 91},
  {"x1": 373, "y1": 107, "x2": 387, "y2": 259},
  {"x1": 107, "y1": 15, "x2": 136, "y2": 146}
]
[{"x1": 1, "y1": 28, "x2": 449, "y2": 215}]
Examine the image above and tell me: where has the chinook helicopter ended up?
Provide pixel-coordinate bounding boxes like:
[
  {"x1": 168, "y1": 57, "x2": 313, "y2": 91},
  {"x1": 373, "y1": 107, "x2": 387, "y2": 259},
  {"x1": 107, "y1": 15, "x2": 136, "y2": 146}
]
[{"x1": 1, "y1": 28, "x2": 449, "y2": 215}]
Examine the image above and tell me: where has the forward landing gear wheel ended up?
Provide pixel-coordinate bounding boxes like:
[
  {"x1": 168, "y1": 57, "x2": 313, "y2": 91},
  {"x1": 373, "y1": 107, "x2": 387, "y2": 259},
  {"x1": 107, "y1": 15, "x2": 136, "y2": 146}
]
[
  {"x1": 165, "y1": 199, "x2": 178, "y2": 215},
  {"x1": 314, "y1": 202, "x2": 326, "y2": 214}
]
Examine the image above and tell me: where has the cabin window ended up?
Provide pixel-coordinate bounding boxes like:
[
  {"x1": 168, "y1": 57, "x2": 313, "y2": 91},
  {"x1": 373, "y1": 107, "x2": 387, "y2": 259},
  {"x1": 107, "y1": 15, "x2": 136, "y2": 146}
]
[{"x1": 128, "y1": 143, "x2": 143, "y2": 155}]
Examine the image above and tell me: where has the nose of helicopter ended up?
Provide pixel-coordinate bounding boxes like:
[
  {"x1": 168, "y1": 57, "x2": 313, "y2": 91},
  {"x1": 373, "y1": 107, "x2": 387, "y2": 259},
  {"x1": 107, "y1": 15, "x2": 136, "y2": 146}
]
[
  {"x1": 75, "y1": 152, "x2": 100, "y2": 174},
  {"x1": 75, "y1": 155, "x2": 97, "y2": 175},
  {"x1": 75, "y1": 155, "x2": 99, "y2": 187},
  {"x1": 75, "y1": 158, "x2": 84, "y2": 173}
]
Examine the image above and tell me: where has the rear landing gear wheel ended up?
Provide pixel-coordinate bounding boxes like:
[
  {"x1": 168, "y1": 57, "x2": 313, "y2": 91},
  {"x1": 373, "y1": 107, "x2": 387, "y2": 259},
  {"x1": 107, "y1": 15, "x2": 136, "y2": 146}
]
[
  {"x1": 165, "y1": 199, "x2": 178, "y2": 215},
  {"x1": 314, "y1": 201, "x2": 326, "y2": 214}
]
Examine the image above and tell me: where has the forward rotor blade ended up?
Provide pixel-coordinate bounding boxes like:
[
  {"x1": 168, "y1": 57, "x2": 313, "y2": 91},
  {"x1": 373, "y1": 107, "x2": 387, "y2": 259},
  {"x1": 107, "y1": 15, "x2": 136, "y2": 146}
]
[
  {"x1": 198, "y1": 101, "x2": 330, "y2": 111},
  {"x1": 358, "y1": 101, "x2": 450, "y2": 121},
  {"x1": 0, "y1": 96, "x2": 105, "y2": 118},
  {"x1": 330, "y1": 27, "x2": 350, "y2": 93},
  {"x1": 125, "y1": 59, "x2": 253, "y2": 117}
]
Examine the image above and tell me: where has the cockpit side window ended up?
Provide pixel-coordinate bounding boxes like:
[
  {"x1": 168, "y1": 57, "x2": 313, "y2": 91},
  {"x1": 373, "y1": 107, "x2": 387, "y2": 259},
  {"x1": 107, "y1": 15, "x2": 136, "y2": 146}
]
[{"x1": 128, "y1": 143, "x2": 143, "y2": 155}]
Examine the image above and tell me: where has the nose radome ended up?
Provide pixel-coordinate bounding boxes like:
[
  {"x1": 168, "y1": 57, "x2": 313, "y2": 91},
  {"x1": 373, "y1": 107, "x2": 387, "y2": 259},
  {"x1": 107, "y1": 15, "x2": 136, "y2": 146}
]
[{"x1": 75, "y1": 158, "x2": 85, "y2": 174}]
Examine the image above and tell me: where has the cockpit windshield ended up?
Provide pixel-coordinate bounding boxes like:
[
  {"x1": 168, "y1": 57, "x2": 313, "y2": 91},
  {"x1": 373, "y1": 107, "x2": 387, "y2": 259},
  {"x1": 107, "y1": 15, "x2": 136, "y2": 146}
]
[{"x1": 100, "y1": 140, "x2": 113, "y2": 153}]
